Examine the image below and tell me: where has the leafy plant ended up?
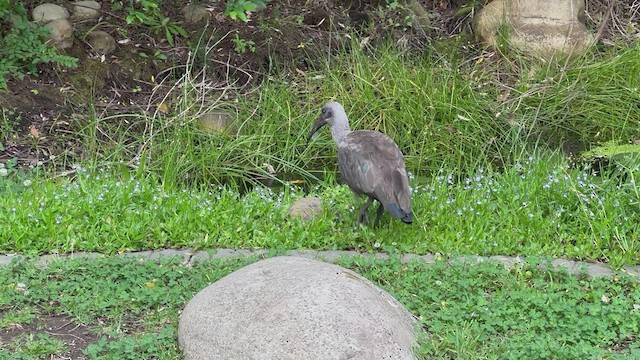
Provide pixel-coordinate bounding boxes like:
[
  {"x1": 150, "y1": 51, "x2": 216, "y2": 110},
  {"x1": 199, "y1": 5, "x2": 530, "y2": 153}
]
[
  {"x1": 0, "y1": 0, "x2": 78, "y2": 89},
  {"x1": 0, "y1": 158, "x2": 34, "y2": 194},
  {"x1": 224, "y1": 0, "x2": 265, "y2": 22},
  {"x1": 0, "y1": 108, "x2": 21, "y2": 142},
  {"x1": 1, "y1": 256, "x2": 638, "y2": 359},
  {"x1": 6, "y1": 333, "x2": 66, "y2": 358},
  {"x1": 232, "y1": 34, "x2": 256, "y2": 53},
  {"x1": 124, "y1": 0, "x2": 187, "y2": 46}
]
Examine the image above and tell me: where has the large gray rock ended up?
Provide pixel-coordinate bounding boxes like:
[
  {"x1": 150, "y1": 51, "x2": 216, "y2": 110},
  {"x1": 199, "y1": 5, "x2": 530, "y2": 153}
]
[
  {"x1": 178, "y1": 256, "x2": 417, "y2": 360},
  {"x1": 32, "y1": 3, "x2": 70, "y2": 23},
  {"x1": 474, "y1": 0, "x2": 593, "y2": 57}
]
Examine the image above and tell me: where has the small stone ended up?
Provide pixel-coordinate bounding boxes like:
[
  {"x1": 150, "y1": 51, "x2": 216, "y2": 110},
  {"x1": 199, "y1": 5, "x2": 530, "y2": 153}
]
[
  {"x1": 33, "y1": 3, "x2": 70, "y2": 23},
  {"x1": 87, "y1": 30, "x2": 116, "y2": 55},
  {"x1": 287, "y1": 196, "x2": 322, "y2": 221},
  {"x1": 182, "y1": 4, "x2": 210, "y2": 24},
  {"x1": 197, "y1": 111, "x2": 238, "y2": 135},
  {"x1": 148, "y1": 249, "x2": 193, "y2": 260},
  {"x1": 72, "y1": 1, "x2": 101, "y2": 21},
  {"x1": 46, "y1": 19, "x2": 74, "y2": 50},
  {"x1": 586, "y1": 263, "x2": 615, "y2": 278}
]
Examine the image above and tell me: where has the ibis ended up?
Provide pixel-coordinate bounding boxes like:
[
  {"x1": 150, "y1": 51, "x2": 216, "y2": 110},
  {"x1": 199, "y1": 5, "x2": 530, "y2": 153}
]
[{"x1": 308, "y1": 101, "x2": 413, "y2": 226}]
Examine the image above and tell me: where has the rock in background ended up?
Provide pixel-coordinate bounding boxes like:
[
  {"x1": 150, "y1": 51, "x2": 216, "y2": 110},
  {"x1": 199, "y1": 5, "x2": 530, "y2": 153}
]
[
  {"x1": 71, "y1": 1, "x2": 101, "y2": 21},
  {"x1": 31, "y1": 1, "x2": 107, "y2": 51},
  {"x1": 474, "y1": 0, "x2": 594, "y2": 58}
]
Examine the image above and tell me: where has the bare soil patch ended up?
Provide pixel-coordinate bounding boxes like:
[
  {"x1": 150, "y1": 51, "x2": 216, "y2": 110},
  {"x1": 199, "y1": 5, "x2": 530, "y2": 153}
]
[{"x1": 0, "y1": 311, "x2": 98, "y2": 359}]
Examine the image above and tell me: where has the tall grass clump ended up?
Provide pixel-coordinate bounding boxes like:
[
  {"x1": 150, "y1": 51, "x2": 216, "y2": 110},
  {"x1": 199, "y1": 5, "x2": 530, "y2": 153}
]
[
  {"x1": 138, "y1": 33, "x2": 323, "y2": 190},
  {"x1": 490, "y1": 40, "x2": 640, "y2": 148},
  {"x1": 168, "y1": 37, "x2": 508, "y2": 187},
  {"x1": 304, "y1": 41, "x2": 508, "y2": 176},
  {"x1": 66, "y1": 34, "x2": 638, "y2": 188},
  {"x1": 70, "y1": 35, "x2": 522, "y2": 189}
]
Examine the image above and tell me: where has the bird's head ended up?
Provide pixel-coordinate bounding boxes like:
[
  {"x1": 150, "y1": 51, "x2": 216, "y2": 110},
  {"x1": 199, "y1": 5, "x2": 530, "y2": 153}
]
[{"x1": 307, "y1": 101, "x2": 348, "y2": 143}]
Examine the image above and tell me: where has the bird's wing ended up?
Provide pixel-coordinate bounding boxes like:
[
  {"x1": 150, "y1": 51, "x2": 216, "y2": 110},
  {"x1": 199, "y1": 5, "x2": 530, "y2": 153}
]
[{"x1": 338, "y1": 131, "x2": 411, "y2": 214}]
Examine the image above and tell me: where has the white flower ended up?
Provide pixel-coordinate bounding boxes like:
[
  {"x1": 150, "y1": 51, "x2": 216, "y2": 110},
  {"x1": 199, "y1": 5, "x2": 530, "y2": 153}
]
[
  {"x1": 0, "y1": 168, "x2": 7, "y2": 177},
  {"x1": 23, "y1": 179, "x2": 32, "y2": 187}
]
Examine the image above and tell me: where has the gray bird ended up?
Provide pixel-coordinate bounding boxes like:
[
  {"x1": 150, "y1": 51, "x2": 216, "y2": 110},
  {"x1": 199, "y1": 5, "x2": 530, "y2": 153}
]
[{"x1": 307, "y1": 101, "x2": 413, "y2": 226}]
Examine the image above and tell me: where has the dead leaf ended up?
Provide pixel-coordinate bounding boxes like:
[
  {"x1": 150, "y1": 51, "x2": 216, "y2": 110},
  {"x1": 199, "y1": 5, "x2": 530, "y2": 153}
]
[
  {"x1": 29, "y1": 125, "x2": 41, "y2": 138},
  {"x1": 157, "y1": 102, "x2": 170, "y2": 114},
  {"x1": 497, "y1": 92, "x2": 509, "y2": 102}
]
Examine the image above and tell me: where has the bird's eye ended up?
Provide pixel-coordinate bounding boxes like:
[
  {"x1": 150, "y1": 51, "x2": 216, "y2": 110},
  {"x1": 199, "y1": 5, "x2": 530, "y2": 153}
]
[{"x1": 321, "y1": 108, "x2": 326, "y2": 114}]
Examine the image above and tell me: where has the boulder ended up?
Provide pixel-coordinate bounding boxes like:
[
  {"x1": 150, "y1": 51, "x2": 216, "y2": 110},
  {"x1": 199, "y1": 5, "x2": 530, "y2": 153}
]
[
  {"x1": 71, "y1": 1, "x2": 101, "y2": 21},
  {"x1": 46, "y1": 20, "x2": 74, "y2": 50},
  {"x1": 87, "y1": 30, "x2": 116, "y2": 55},
  {"x1": 288, "y1": 196, "x2": 323, "y2": 221},
  {"x1": 32, "y1": 3, "x2": 70, "y2": 23},
  {"x1": 474, "y1": 0, "x2": 594, "y2": 57},
  {"x1": 178, "y1": 256, "x2": 417, "y2": 360}
]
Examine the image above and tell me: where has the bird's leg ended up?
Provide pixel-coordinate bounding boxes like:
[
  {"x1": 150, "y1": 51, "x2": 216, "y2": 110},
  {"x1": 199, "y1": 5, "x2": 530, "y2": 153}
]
[
  {"x1": 358, "y1": 197, "x2": 375, "y2": 225},
  {"x1": 373, "y1": 201, "x2": 385, "y2": 227}
]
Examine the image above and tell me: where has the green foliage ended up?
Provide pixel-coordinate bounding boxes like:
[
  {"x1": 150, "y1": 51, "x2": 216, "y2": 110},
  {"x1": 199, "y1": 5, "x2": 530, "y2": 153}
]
[
  {"x1": 232, "y1": 33, "x2": 256, "y2": 53},
  {"x1": 0, "y1": 1, "x2": 78, "y2": 89},
  {"x1": 1, "y1": 153, "x2": 639, "y2": 265},
  {"x1": 124, "y1": 0, "x2": 187, "y2": 46},
  {"x1": 84, "y1": 329, "x2": 178, "y2": 359},
  {"x1": 379, "y1": 0, "x2": 414, "y2": 30},
  {"x1": 0, "y1": 158, "x2": 35, "y2": 195},
  {"x1": 224, "y1": 0, "x2": 265, "y2": 22},
  {"x1": 340, "y1": 256, "x2": 640, "y2": 359},
  {"x1": 3, "y1": 333, "x2": 66, "y2": 358}
]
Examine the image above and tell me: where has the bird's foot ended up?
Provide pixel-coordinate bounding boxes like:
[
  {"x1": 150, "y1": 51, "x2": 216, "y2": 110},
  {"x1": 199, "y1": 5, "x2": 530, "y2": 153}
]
[{"x1": 357, "y1": 210, "x2": 369, "y2": 225}]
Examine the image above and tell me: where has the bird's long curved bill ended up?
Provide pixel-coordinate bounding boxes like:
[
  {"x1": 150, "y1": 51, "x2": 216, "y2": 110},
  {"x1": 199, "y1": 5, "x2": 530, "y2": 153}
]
[{"x1": 307, "y1": 117, "x2": 326, "y2": 143}]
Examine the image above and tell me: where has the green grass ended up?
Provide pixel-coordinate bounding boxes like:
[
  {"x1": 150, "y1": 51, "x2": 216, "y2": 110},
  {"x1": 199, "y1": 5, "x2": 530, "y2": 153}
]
[
  {"x1": 1, "y1": 151, "x2": 638, "y2": 266},
  {"x1": 57, "y1": 38, "x2": 640, "y2": 189},
  {"x1": 0, "y1": 255, "x2": 638, "y2": 359}
]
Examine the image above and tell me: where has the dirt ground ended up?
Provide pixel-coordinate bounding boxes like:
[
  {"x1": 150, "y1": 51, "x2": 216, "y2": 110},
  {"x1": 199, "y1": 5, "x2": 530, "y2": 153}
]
[{"x1": 0, "y1": 0, "x2": 456, "y2": 169}]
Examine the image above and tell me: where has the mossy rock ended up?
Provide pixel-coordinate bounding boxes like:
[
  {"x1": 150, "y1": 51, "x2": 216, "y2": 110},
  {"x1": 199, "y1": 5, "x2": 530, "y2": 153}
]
[
  {"x1": 65, "y1": 59, "x2": 109, "y2": 102},
  {"x1": 581, "y1": 141, "x2": 640, "y2": 174}
]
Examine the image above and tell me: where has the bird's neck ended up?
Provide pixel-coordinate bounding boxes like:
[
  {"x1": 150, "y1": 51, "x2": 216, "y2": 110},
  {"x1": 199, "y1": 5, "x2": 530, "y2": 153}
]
[{"x1": 331, "y1": 125, "x2": 351, "y2": 145}]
